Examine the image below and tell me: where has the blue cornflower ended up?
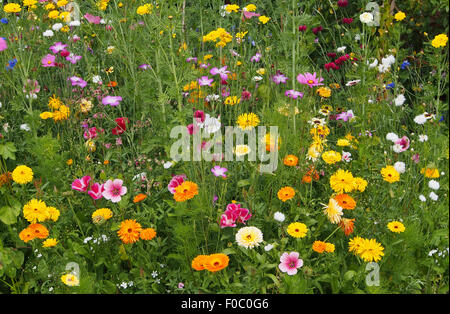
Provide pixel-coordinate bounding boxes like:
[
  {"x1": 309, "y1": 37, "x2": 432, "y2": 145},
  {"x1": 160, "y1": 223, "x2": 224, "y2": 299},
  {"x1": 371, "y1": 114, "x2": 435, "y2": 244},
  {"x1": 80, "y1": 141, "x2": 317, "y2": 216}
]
[
  {"x1": 1, "y1": 18, "x2": 8, "y2": 24},
  {"x1": 385, "y1": 82, "x2": 395, "y2": 90},
  {"x1": 400, "y1": 60, "x2": 410, "y2": 70},
  {"x1": 6, "y1": 58, "x2": 18, "y2": 71}
]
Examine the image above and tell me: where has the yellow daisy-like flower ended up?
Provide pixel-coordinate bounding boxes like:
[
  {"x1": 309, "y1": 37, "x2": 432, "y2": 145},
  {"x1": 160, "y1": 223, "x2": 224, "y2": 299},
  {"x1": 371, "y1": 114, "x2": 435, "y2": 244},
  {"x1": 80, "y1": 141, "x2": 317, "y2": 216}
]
[
  {"x1": 12, "y1": 165, "x2": 33, "y2": 184},
  {"x1": 234, "y1": 144, "x2": 251, "y2": 157},
  {"x1": 47, "y1": 206, "x2": 60, "y2": 222},
  {"x1": 48, "y1": 10, "x2": 60, "y2": 19},
  {"x1": 387, "y1": 221, "x2": 405, "y2": 233},
  {"x1": 61, "y1": 273, "x2": 79, "y2": 286},
  {"x1": 322, "y1": 198, "x2": 343, "y2": 224},
  {"x1": 421, "y1": 167, "x2": 440, "y2": 178},
  {"x1": 23, "y1": 199, "x2": 49, "y2": 223},
  {"x1": 354, "y1": 177, "x2": 368, "y2": 192},
  {"x1": 136, "y1": 3, "x2": 153, "y2": 15},
  {"x1": 322, "y1": 151, "x2": 342, "y2": 165},
  {"x1": 330, "y1": 169, "x2": 356, "y2": 193},
  {"x1": 431, "y1": 34, "x2": 448, "y2": 48},
  {"x1": 235, "y1": 226, "x2": 263, "y2": 249},
  {"x1": 42, "y1": 238, "x2": 58, "y2": 248},
  {"x1": 244, "y1": 4, "x2": 256, "y2": 12},
  {"x1": 236, "y1": 113, "x2": 260, "y2": 130},
  {"x1": 348, "y1": 236, "x2": 365, "y2": 254},
  {"x1": 92, "y1": 208, "x2": 113, "y2": 224},
  {"x1": 357, "y1": 238, "x2": 385, "y2": 262},
  {"x1": 325, "y1": 243, "x2": 335, "y2": 253},
  {"x1": 225, "y1": 4, "x2": 239, "y2": 13},
  {"x1": 40, "y1": 112, "x2": 54, "y2": 120},
  {"x1": 224, "y1": 96, "x2": 241, "y2": 105},
  {"x1": 3, "y1": 3, "x2": 22, "y2": 13},
  {"x1": 394, "y1": 11, "x2": 406, "y2": 21},
  {"x1": 381, "y1": 166, "x2": 400, "y2": 183},
  {"x1": 258, "y1": 15, "x2": 270, "y2": 24},
  {"x1": 337, "y1": 139, "x2": 350, "y2": 147},
  {"x1": 316, "y1": 87, "x2": 331, "y2": 98},
  {"x1": 287, "y1": 222, "x2": 308, "y2": 238}
]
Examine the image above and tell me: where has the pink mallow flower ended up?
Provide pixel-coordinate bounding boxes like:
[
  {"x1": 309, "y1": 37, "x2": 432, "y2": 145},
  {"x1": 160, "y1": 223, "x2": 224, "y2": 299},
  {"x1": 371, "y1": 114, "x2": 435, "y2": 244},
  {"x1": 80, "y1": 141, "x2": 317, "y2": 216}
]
[
  {"x1": 71, "y1": 175, "x2": 91, "y2": 192},
  {"x1": 102, "y1": 179, "x2": 127, "y2": 203},
  {"x1": 296, "y1": 72, "x2": 324, "y2": 88},
  {"x1": 210, "y1": 66, "x2": 230, "y2": 81},
  {"x1": 167, "y1": 174, "x2": 187, "y2": 194},
  {"x1": 0, "y1": 38, "x2": 8, "y2": 51},
  {"x1": 278, "y1": 252, "x2": 303, "y2": 275},
  {"x1": 88, "y1": 182, "x2": 104, "y2": 200},
  {"x1": 285, "y1": 89, "x2": 303, "y2": 99},
  {"x1": 393, "y1": 136, "x2": 410, "y2": 153}
]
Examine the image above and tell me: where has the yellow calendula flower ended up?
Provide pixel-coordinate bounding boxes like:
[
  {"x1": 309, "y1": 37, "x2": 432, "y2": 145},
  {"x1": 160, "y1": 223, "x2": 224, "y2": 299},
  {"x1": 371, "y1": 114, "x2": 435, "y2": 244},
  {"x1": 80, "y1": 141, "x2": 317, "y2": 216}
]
[
  {"x1": 225, "y1": 4, "x2": 239, "y2": 13},
  {"x1": 259, "y1": 16, "x2": 270, "y2": 24},
  {"x1": 40, "y1": 112, "x2": 54, "y2": 120},
  {"x1": 287, "y1": 222, "x2": 308, "y2": 238},
  {"x1": 322, "y1": 151, "x2": 341, "y2": 165},
  {"x1": 337, "y1": 139, "x2": 350, "y2": 147},
  {"x1": 4, "y1": 3, "x2": 22, "y2": 13},
  {"x1": 394, "y1": 11, "x2": 406, "y2": 21},
  {"x1": 316, "y1": 87, "x2": 331, "y2": 98},
  {"x1": 236, "y1": 112, "x2": 260, "y2": 130},
  {"x1": 357, "y1": 238, "x2": 385, "y2": 262},
  {"x1": 387, "y1": 221, "x2": 405, "y2": 233},
  {"x1": 23, "y1": 199, "x2": 49, "y2": 223},
  {"x1": 256, "y1": 68, "x2": 265, "y2": 75},
  {"x1": 48, "y1": 10, "x2": 60, "y2": 19},
  {"x1": 224, "y1": 96, "x2": 241, "y2": 106},
  {"x1": 431, "y1": 34, "x2": 448, "y2": 48},
  {"x1": 421, "y1": 167, "x2": 440, "y2": 178},
  {"x1": 12, "y1": 165, "x2": 33, "y2": 184},
  {"x1": 45, "y1": 3, "x2": 56, "y2": 10},
  {"x1": 61, "y1": 273, "x2": 79, "y2": 286},
  {"x1": 381, "y1": 165, "x2": 400, "y2": 183},
  {"x1": 354, "y1": 177, "x2": 368, "y2": 192},
  {"x1": 92, "y1": 208, "x2": 113, "y2": 224},
  {"x1": 244, "y1": 4, "x2": 256, "y2": 12},
  {"x1": 47, "y1": 206, "x2": 60, "y2": 222},
  {"x1": 330, "y1": 169, "x2": 356, "y2": 193},
  {"x1": 42, "y1": 238, "x2": 58, "y2": 248}
]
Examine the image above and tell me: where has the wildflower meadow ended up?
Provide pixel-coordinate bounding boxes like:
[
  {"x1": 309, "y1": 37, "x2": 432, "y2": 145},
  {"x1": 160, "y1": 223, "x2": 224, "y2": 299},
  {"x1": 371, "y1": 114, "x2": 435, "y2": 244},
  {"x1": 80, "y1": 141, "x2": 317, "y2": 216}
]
[{"x1": 0, "y1": 0, "x2": 449, "y2": 298}]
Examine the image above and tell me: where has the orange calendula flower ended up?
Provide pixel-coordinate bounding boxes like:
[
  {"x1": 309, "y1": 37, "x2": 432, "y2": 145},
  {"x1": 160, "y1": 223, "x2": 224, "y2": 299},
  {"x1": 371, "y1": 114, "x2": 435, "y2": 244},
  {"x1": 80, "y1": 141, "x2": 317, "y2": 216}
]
[
  {"x1": 283, "y1": 155, "x2": 298, "y2": 166},
  {"x1": 140, "y1": 228, "x2": 156, "y2": 240},
  {"x1": 421, "y1": 168, "x2": 440, "y2": 178},
  {"x1": 28, "y1": 223, "x2": 49, "y2": 239},
  {"x1": 19, "y1": 227, "x2": 35, "y2": 243},
  {"x1": 339, "y1": 218, "x2": 356, "y2": 236},
  {"x1": 191, "y1": 255, "x2": 209, "y2": 271},
  {"x1": 133, "y1": 193, "x2": 147, "y2": 203},
  {"x1": 277, "y1": 186, "x2": 295, "y2": 202},
  {"x1": 117, "y1": 219, "x2": 142, "y2": 244},
  {"x1": 312, "y1": 241, "x2": 327, "y2": 253},
  {"x1": 334, "y1": 194, "x2": 356, "y2": 210},
  {"x1": 174, "y1": 181, "x2": 199, "y2": 202},
  {"x1": 204, "y1": 254, "x2": 229, "y2": 272}
]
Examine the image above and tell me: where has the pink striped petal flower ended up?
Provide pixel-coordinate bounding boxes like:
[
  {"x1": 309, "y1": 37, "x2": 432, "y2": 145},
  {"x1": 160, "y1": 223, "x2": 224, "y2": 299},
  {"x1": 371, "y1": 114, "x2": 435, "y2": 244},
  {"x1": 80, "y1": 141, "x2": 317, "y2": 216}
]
[
  {"x1": 71, "y1": 175, "x2": 91, "y2": 192},
  {"x1": 167, "y1": 174, "x2": 187, "y2": 194},
  {"x1": 88, "y1": 182, "x2": 104, "y2": 200}
]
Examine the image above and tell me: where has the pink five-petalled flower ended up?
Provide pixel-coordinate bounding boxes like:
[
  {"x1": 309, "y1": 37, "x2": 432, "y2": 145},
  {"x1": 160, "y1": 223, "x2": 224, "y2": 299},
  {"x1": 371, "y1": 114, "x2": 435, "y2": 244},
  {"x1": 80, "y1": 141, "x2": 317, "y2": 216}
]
[
  {"x1": 102, "y1": 179, "x2": 127, "y2": 203},
  {"x1": 278, "y1": 252, "x2": 303, "y2": 275},
  {"x1": 41, "y1": 54, "x2": 56, "y2": 67},
  {"x1": 285, "y1": 89, "x2": 303, "y2": 99},
  {"x1": 68, "y1": 76, "x2": 87, "y2": 88},
  {"x1": 296, "y1": 72, "x2": 324, "y2": 88},
  {"x1": 71, "y1": 175, "x2": 91, "y2": 192},
  {"x1": 211, "y1": 165, "x2": 227, "y2": 178},
  {"x1": 0, "y1": 38, "x2": 8, "y2": 51},
  {"x1": 210, "y1": 66, "x2": 230, "y2": 81},
  {"x1": 49, "y1": 42, "x2": 67, "y2": 54},
  {"x1": 198, "y1": 76, "x2": 214, "y2": 87},
  {"x1": 102, "y1": 96, "x2": 123, "y2": 106}
]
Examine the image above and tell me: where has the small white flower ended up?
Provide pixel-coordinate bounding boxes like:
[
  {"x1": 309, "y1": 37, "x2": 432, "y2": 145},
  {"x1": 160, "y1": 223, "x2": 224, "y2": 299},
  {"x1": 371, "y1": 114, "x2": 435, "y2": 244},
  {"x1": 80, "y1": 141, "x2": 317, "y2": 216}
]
[
  {"x1": 359, "y1": 12, "x2": 374, "y2": 24},
  {"x1": 337, "y1": 46, "x2": 346, "y2": 53},
  {"x1": 429, "y1": 191, "x2": 438, "y2": 201},
  {"x1": 253, "y1": 76, "x2": 263, "y2": 82},
  {"x1": 354, "y1": 34, "x2": 361, "y2": 41},
  {"x1": 151, "y1": 271, "x2": 158, "y2": 278},
  {"x1": 20, "y1": 124, "x2": 31, "y2": 131},
  {"x1": 419, "y1": 195, "x2": 426, "y2": 202},
  {"x1": 428, "y1": 249, "x2": 438, "y2": 256},
  {"x1": 132, "y1": 172, "x2": 147, "y2": 181},
  {"x1": 342, "y1": 151, "x2": 352, "y2": 162},
  {"x1": 52, "y1": 23, "x2": 63, "y2": 31},
  {"x1": 120, "y1": 282, "x2": 128, "y2": 289},
  {"x1": 163, "y1": 161, "x2": 173, "y2": 169},
  {"x1": 428, "y1": 180, "x2": 440, "y2": 190},
  {"x1": 392, "y1": 144, "x2": 403, "y2": 153},
  {"x1": 394, "y1": 161, "x2": 406, "y2": 174},
  {"x1": 69, "y1": 20, "x2": 81, "y2": 27},
  {"x1": 92, "y1": 75, "x2": 102, "y2": 84},
  {"x1": 368, "y1": 58, "x2": 378, "y2": 69},
  {"x1": 43, "y1": 30, "x2": 54, "y2": 37},
  {"x1": 418, "y1": 134, "x2": 428, "y2": 142},
  {"x1": 386, "y1": 132, "x2": 399, "y2": 142},
  {"x1": 273, "y1": 212, "x2": 285, "y2": 222},
  {"x1": 414, "y1": 114, "x2": 427, "y2": 125},
  {"x1": 49, "y1": 287, "x2": 54, "y2": 292},
  {"x1": 100, "y1": 19, "x2": 106, "y2": 24},
  {"x1": 205, "y1": 94, "x2": 220, "y2": 102},
  {"x1": 394, "y1": 94, "x2": 406, "y2": 106},
  {"x1": 264, "y1": 244, "x2": 274, "y2": 251},
  {"x1": 83, "y1": 236, "x2": 93, "y2": 243}
]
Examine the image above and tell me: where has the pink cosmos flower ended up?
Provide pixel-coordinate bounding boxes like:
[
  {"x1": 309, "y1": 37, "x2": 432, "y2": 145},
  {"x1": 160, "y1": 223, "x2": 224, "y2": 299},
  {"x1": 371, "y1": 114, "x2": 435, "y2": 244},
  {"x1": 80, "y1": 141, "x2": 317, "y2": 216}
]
[
  {"x1": 167, "y1": 174, "x2": 187, "y2": 194},
  {"x1": 66, "y1": 54, "x2": 82, "y2": 64},
  {"x1": 102, "y1": 96, "x2": 123, "y2": 106},
  {"x1": 71, "y1": 175, "x2": 91, "y2": 192},
  {"x1": 296, "y1": 72, "x2": 324, "y2": 88},
  {"x1": 102, "y1": 179, "x2": 127, "y2": 203},
  {"x1": 211, "y1": 165, "x2": 227, "y2": 178},
  {"x1": 250, "y1": 52, "x2": 262, "y2": 62},
  {"x1": 88, "y1": 182, "x2": 104, "y2": 200},
  {"x1": 336, "y1": 110, "x2": 354, "y2": 122},
  {"x1": 41, "y1": 54, "x2": 56, "y2": 67},
  {"x1": 210, "y1": 66, "x2": 230, "y2": 81},
  {"x1": 198, "y1": 76, "x2": 214, "y2": 86},
  {"x1": 84, "y1": 13, "x2": 102, "y2": 24},
  {"x1": 278, "y1": 252, "x2": 303, "y2": 275},
  {"x1": 68, "y1": 76, "x2": 87, "y2": 88},
  {"x1": 285, "y1": 89, "x2": 303, "y2": 99},
  {"x1": 272, "y1": 71, "x2": 288, "y2": 84},
  {"x1": 49, "y1": 42, "x2": 67, "y2": 54},
  {"x1": 0, "y1": 38, "x2": 7, "y2": 51}
]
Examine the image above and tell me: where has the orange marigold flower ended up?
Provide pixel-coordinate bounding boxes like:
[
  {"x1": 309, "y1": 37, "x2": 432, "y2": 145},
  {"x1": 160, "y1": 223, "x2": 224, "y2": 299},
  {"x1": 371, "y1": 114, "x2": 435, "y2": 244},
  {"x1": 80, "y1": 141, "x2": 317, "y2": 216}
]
[
  {"x1": 283, "y1": 155, "x2": 299, "y2": 166},
  {"x1": 28, "y1": 223, "x2": 49, "y2": 239},
  {"x1": 19, "y1": 227, "x2": 35, "y2": 243},
  {"x1": 277, "y1": 186, "x2": 295, "y2": 202},
  {"x1": 191, "y1": 254, "x2": 209, "y2": 271},
  {"x1": 133, "y1": 193, "x2": 147, "y2": 203},
  {"x1": 117, "y1": 219, "x2": 142, "y2": 244},
  {"x1": 334, "y1": 193, "x2": 356, "y2": 210},
  {"x1": 302, "y1": 175, "x2": 312, "y2": 184},
  {"x1": 204, "y1": 253, "x2": 229, "y2": 272},
  {"x1": 108, "y1": 81, "x2": 118, "y2": 87},
  {"x1": 174, "y1": 181, "x2": 199, "y2": 202},
  {"x1": 312, "y1": 241, "x2": 327, "y2": 253},
  {"x1": 140, "y1": 228, "x2": 156, "y2": 240},
  {"x1": 339, "y1": 218, "x2": 356, "y2": 236}
]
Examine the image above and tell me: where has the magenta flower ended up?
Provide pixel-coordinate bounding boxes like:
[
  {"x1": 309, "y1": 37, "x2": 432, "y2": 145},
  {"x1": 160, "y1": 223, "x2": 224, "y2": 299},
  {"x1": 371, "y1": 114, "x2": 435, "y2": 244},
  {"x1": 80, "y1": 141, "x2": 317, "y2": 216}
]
[
  {"x1": 285, "y1": 89, "x2": 303, "y2": 99},
  {"x1": 186, "y1": 57, "x2": 198, "y2": 63},
  {"x1": 296, "y1": 72, "x2": 324, "y2": 88},
  {"x1": 219, "y1": 203, "x2": 251, "y2": 228},
  {"x1": 49, "y1": 42, "x2": 67, "y2": 54},
  {"x1": 210, "y1": 66, "x2": 230, "y2": 81},
  {"x1": 220, "y1": 213, "x2": 237, "y2": 228},
  {"x1": 88, "y1": 182, "x2": 104, "y2": 200},
  {"x1": 211, "y1": 165, "x2": 227, "y2": 178},
  {"x1": 336, "y1": 110, "x2": 354, "y2": 122},
  {"x1": 394, "y1": 136, "x2": 410, "y2": 152},
  {"x1": 68, "y1": 76, "x2": 87, "y2": 88},
  {"x1": 0, "y1": 38, "x2": 7, "y2": 51},
  {"x1": 84, "y1": 13, "x2": 101, "y2": 24},
  {"x1": 102, "y1": 95, "x2": 123, "y2": 106},
  {"x1": 278, "y1": 252, "x2": 303, "y2": 275},
  {"x1": 194, "y1": 110, "x2": 205, "y2": 123},
  {"x1": 71, "y1": 175, "x2": 91, "y2": 192},
  {"x1": 250, "y1": 52, "x2": 262, "y2": 62},
  {"x1": 167, "y1": 174, "x2": 187, "y2": 194},
  {"x1": 187, "y1": 123, "x2": 199, "y2": 135},
  {"x1": 66, "y1": 54, "x2": 82, "y2": 64},
  {"x1": 102, "y1": 179, "x2": 127, "y2": 203},
  {"x1": 41, "y1": 54, "x2": 56, "y2": 67},
  {"x1": 83, "y1": 127, "x2": 99, "y2": 139},
  {"x1": 139, "y1": 64, "x2": 151, "y2": 70},
  {"x1": 198, "y1": 76, "x2": 214, "y2": 87},
  {"x1": 243, "y1": 11, "x2": 260, "y2": 19}
]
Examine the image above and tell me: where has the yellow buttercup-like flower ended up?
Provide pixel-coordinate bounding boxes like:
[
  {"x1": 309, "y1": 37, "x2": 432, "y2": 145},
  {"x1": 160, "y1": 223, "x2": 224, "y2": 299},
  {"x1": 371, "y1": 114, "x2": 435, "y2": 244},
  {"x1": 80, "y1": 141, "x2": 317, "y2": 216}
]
[
  {"x1": 3, "y1": 3, "x2": 22, "y2": 13},
  {"x1": 431, "y1": 34, "x2": 448, "y2": 48},
  {"x1": 394, "y1": 11, "x2": 406, "y2": 21},
  {"x1": 381, "y1": 165, "x2": 400, "y2": 183},
  {"x1": 387, "y1": 221, "x2": 405, "y2": 233}
]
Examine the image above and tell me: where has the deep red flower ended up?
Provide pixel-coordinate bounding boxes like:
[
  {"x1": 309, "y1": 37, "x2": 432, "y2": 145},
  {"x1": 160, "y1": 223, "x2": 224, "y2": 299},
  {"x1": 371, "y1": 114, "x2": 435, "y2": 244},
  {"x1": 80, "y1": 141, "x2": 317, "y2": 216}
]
[
  {"x1": 298, "y1": 25, "x2": 307, "y2": 32},
  {"x1": 112, "y1": 117, "x2": 129, "y2": 135},
  {"x1": 337, "y1": 0, "x2": 349, "y2": 7},
  {"x1": 342, "y1": 18, "x2": 353, "y2": 24},
  {"x1": 312, "y1": 26, "x2": 323, "y2": 35},
  {"x1": 60, "y1": 49, "x2": 70, "y2": 57},
  {"x1": 327, "y1": 52, "x2": 337, "y2": 59}
]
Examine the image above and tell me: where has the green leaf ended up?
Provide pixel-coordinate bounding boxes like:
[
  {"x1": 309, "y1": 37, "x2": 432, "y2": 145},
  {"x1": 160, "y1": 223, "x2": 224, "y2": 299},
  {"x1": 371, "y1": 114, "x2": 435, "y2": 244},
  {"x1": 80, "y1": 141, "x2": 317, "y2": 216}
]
[
  {"x1": 237, "y1": 179, "x2": 250, "y2": 187},
  {"x1": 0, "y1": 142, "x2": 17, "y2": 160},
  {"x1": 264, "y1": 273, "x2": 280, "y2": 287},
  {"x1": 0, "y1": 206, "x2": 20, "y2": 225}
]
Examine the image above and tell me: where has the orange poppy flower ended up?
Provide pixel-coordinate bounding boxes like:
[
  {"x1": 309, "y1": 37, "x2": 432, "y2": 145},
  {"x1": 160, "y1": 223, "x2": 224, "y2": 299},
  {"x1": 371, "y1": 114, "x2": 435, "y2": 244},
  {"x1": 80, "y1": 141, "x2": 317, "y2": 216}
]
[{"x1": 108, "y1": 81, "x2": 118, "y2": 87}]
